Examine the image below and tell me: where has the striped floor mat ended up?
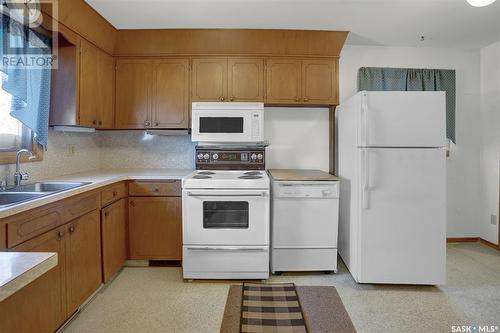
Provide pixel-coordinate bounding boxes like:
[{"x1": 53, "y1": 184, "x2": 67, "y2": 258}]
[{"x1": 240, "y1": 282, "x2": 308, "y2": 333}]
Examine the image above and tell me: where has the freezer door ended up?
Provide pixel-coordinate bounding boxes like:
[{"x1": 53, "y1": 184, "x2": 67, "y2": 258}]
[
  {"x1": 360, "y1": 91, "x2": 446, "y2": 147},
  {"x1": 358, "y1": 147, "x2": 446, "y2": 284}
]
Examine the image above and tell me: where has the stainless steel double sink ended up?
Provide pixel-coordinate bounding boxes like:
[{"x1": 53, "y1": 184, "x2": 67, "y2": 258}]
[{"x1": 0, "y1": 182, "x2": 91, "y2": 208}]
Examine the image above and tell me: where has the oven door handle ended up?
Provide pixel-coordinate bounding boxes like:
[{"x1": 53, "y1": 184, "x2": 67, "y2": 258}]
[
  {"x1": 186, "y1": 192, "x2": 267, "y2": 197},
  {"x1": 185, "y1": 246, "x2": 268, "y2": 251}
]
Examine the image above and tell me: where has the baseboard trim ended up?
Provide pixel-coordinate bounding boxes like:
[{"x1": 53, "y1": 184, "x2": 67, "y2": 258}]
[
  {"x1": 446, "y1": 237, "x2": 479, "y2": 243},
  {"x1": 479, "y1": 238, "x2": 500, "y2": 250},
  {"x1": 447, "y1": 237, "x2": 499, "y2": 250}
]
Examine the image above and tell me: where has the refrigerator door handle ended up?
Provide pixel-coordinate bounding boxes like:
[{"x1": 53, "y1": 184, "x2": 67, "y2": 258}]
[
  {"x1": 359, "y1": 92, "x2": 369, "y2": 147},
  {"x1": 361, "y1": 149, "x2": 370, "y2": 209}
]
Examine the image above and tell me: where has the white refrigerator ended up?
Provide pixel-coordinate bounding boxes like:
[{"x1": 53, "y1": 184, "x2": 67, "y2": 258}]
[{"x1": 336, "y1": 91, "x2": 447, "y2": 285}]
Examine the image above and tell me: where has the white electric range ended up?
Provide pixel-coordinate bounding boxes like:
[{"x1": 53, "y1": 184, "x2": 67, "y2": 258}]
[{"x1": 182, "y1": 147, "x2": 270, "y2": 280}]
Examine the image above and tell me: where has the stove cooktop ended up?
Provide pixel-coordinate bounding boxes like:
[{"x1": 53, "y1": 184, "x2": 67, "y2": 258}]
[{"x1": 182, "y1": 170, "x2": 270, "y2": 189}]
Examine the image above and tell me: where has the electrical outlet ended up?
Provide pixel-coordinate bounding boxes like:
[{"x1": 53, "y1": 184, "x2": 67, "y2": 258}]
[
  {"x1": 66, "y1": 144, "x2": 75, "y2": 156},
  {"x1": 491, "y1": 214, "x2": 498, "y2": 226}
]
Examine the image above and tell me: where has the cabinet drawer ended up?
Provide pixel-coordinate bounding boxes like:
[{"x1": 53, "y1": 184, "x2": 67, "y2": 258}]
[
  {"x1": 101, "y1": 182, "x2": 127, "y2": 207},
  {"x1": 183, "y1": 246, "x2": 269, "y2": 279},
  {"x1": 128, "y1": 180, "x2": 181, "y2": 197},
  {"x1": 6, "y1": 192, "x2": 99, "y2": 248}
]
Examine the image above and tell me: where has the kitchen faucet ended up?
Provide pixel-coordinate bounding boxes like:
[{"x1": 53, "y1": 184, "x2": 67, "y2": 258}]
[{"x1": 14, "y1": 149, "x2": 35, "y2": 186}]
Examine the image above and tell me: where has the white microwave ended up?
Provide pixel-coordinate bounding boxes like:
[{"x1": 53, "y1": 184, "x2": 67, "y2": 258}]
[{"x1": 191, "y1": 102, "x2": 264, "y2": 143}]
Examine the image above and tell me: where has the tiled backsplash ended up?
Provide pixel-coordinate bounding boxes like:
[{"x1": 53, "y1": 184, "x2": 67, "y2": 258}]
[
  {"x1": 99, "y1": 131, "x2": 195, "y2": 169},
  {"x1": 0, "y1": 130, "x2": 195, "y2": 185}
]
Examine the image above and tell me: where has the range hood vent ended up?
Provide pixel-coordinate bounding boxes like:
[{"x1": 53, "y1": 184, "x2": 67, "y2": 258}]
[
  {"x1": 146, "y1": 129, "x2": 190, "y2": 136},
  {"x1": 52, "y1": 126, "x2": 96, "y2": 133}
]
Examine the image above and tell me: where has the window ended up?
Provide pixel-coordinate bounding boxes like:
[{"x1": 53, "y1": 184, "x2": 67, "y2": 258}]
[{"x1": 0, "y1": 72, "x2": 33, "y2": 152}]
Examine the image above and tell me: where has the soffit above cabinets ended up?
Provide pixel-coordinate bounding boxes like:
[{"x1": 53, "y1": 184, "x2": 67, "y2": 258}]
[{"x1": 85, "y1": 0, "x2": 500, "y2": 50}]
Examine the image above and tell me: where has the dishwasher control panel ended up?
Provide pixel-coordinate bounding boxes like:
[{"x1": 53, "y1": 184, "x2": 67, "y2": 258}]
[{"x1": 274, "y1": 182, "x2": 339, "y2": 198}]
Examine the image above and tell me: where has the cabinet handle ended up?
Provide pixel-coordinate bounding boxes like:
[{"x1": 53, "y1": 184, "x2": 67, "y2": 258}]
[
  {"x1": 98, "y1": 120, "x2": 102, "y2": 125},
  {"x1": 92, "y1": 120, "x2": 97, "y2": 125},
  {"x1": 229, "y1": 97, "x2": 234, "y2": 101},
  {"x1": 112, "y1": 190, "x2": 118, "y2": 197},
  {"x1": 57, "y1": 230, "x2": 65, "y2": 240},
  {"x1": 144, "y1": 120, "x2": 151, "y2": 127},
  {"x1": 294, "y1": 97, "x2": 300, "y2": 102},
  {"x1": 68, "y1": 225, "x2": 75, "y2": 234},
  {"x1": 303, "y1": 98, "x2": 309, "y2": 102},
  {"x1": 153, "y1": 188, "x2": 159, "y2": 193},
  {"x1": 130, "y1": 200, "x2": 135, "y2": 207},
  {"x1": 220, "y1": 97, "x2": 225, "y2": 102},
  {"x1": 154, "y1": 121, "x2": 159, "y2": 127},
  {"x1": 104, "y1": 211, "x2": 109, "y2": 217}
]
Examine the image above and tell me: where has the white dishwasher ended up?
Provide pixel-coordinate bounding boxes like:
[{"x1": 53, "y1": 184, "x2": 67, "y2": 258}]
[{"x1": 268, "y1": 169, "x2": 339, "y2": 274}]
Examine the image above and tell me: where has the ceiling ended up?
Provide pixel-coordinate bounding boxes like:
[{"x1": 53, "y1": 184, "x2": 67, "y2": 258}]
[{"x1": 84, "y1": 0, "x2": 500, "y2": 49}]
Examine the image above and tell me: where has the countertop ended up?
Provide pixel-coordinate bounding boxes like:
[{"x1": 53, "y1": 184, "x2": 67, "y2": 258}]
[
  {"x1": 267, "y1": 169, "x2": 340, "y2": 181},
  {"x1": 0, "y1": 252, "x2": 57, "y2": 302},
  {"x1": 0, "y1": 168, "x2": 193, "y2": 219}
]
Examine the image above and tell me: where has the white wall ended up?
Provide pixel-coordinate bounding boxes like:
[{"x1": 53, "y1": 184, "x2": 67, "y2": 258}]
[
  {"x1": 264, "y1": 107, "x2": 329, "y2": 171},
  {"x1": 479, "y1": 41, "x2": 500, "y2": 245},
  {"x1": 339, "y1": 45, "x2": 482, "y2": 238}
]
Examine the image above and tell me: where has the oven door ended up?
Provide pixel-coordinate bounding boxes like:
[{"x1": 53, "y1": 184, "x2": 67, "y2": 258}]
[
  {"x1": 182, "y1": 189, "x2": 269, "y2": 245},
  {"x1": 191, "y1": 111, "x2": 262, "y2": 142}
]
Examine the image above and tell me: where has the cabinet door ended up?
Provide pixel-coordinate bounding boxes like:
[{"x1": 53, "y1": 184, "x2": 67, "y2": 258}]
[
  {"x1": 228, "y1": 57, "x2": 264, "y2": 102},
  {"x1": 191, "y1": 57, "x2": 227, "y2": 102},
  {"x1": 302, "y1": 59, "x2": 338, "y2": 105},
  {"x1": 128, "y1": 197, "x2": 182, "y2": 260},
  {"x1": 79, "y1": 39, "x2": 99, "y2": 127},
  {"x1": 115, "y1": 59, "x2": 152, "y2": 128},
  {"x1": 66, "y1": 210, "x2": 102, "y2": 314},
  {"x1": 152, "y1": 59, "x2": 189, "y2": 128},
  {"x1": 0, "y1": 226, "x2": 67, "y2": 333},
  {"x1": 96, "y1": 51, "x2": 115, "y2": 128},
  {"x1": 101, "y1": 198, "x2": 127, "y2": 283},
  {"x1": 265, "y1": 58, "x2": 301, "y2": 104}
]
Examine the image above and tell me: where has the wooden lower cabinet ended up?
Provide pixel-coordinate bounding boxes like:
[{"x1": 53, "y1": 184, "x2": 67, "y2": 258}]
[
  {"x1": 101, "y1": 198, "x2": 127, "y2": 282},
  {"x1": 128, "y1": 196, "x2": 182, "y2": 260},
  {"x1": 0, "y1": 210, "x2": 102, "y2": 332},
  {"x1": 0, "y1": 226, "x2": 67, "y2": 333},
  {"x1": 65, "y1": 210, "x2": 102, "y2": 314}
]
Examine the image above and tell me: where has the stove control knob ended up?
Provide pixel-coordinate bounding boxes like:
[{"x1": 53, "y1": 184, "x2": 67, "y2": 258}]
[
  {"x1": 257, "y1": 153, "x2": 263, "y2": 160},
  {"x1": 203, "y1": 153, "x2": 210, "y2": 160},
  {"x1": 197, "y1": 153, "x2": 204, "y2": 160},
  {"x1": 212, "y1": 153, "x2": 219, "y2": 160},
  {"x1": 251, "y1": 154, "x2": 257, "y2": 160}
]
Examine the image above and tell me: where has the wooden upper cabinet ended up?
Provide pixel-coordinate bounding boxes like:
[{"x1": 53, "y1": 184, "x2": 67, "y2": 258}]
[
  {"x1": 65, "y1": 210, "x2": 102, "y2": 314},
  {"x1": 265, "y1": 58, "x2": 338, "y2": 105},
  {"x1": 115, "y1": 59, "x2": 152, "y2": 128},
  {"x1": 79, "y1": 40, "x2": 99, "y2": 127},
  {"x1": 97, "y1": 51, "x2": 115, "y2": 128},
  {"x1": 191, "y1": 57, "x2": 227, "y2": 102},
  {"x1": 302, "y1": 59, "x2": 338, "y2": 105},
  {"x1": 228, "y1": 58, "x2": 264, "y2": 102},
  {"x1": 79, "y1": 40, "x2": 114, "y2": 128},
  {"x1": 153, "y1": 59, "x2": 189, "y2": 128},
  {"x1": 265, "y1": 58, "x2": 302, "y2": 104}
]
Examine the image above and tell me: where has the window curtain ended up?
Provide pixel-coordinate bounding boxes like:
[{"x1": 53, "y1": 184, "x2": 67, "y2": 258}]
[
  {"x1": 358, "y1": 67, "x2": 456, "y2": 143},
  {"x1": 0, "y1": 13, "x2": 52, "y2": 147}
]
